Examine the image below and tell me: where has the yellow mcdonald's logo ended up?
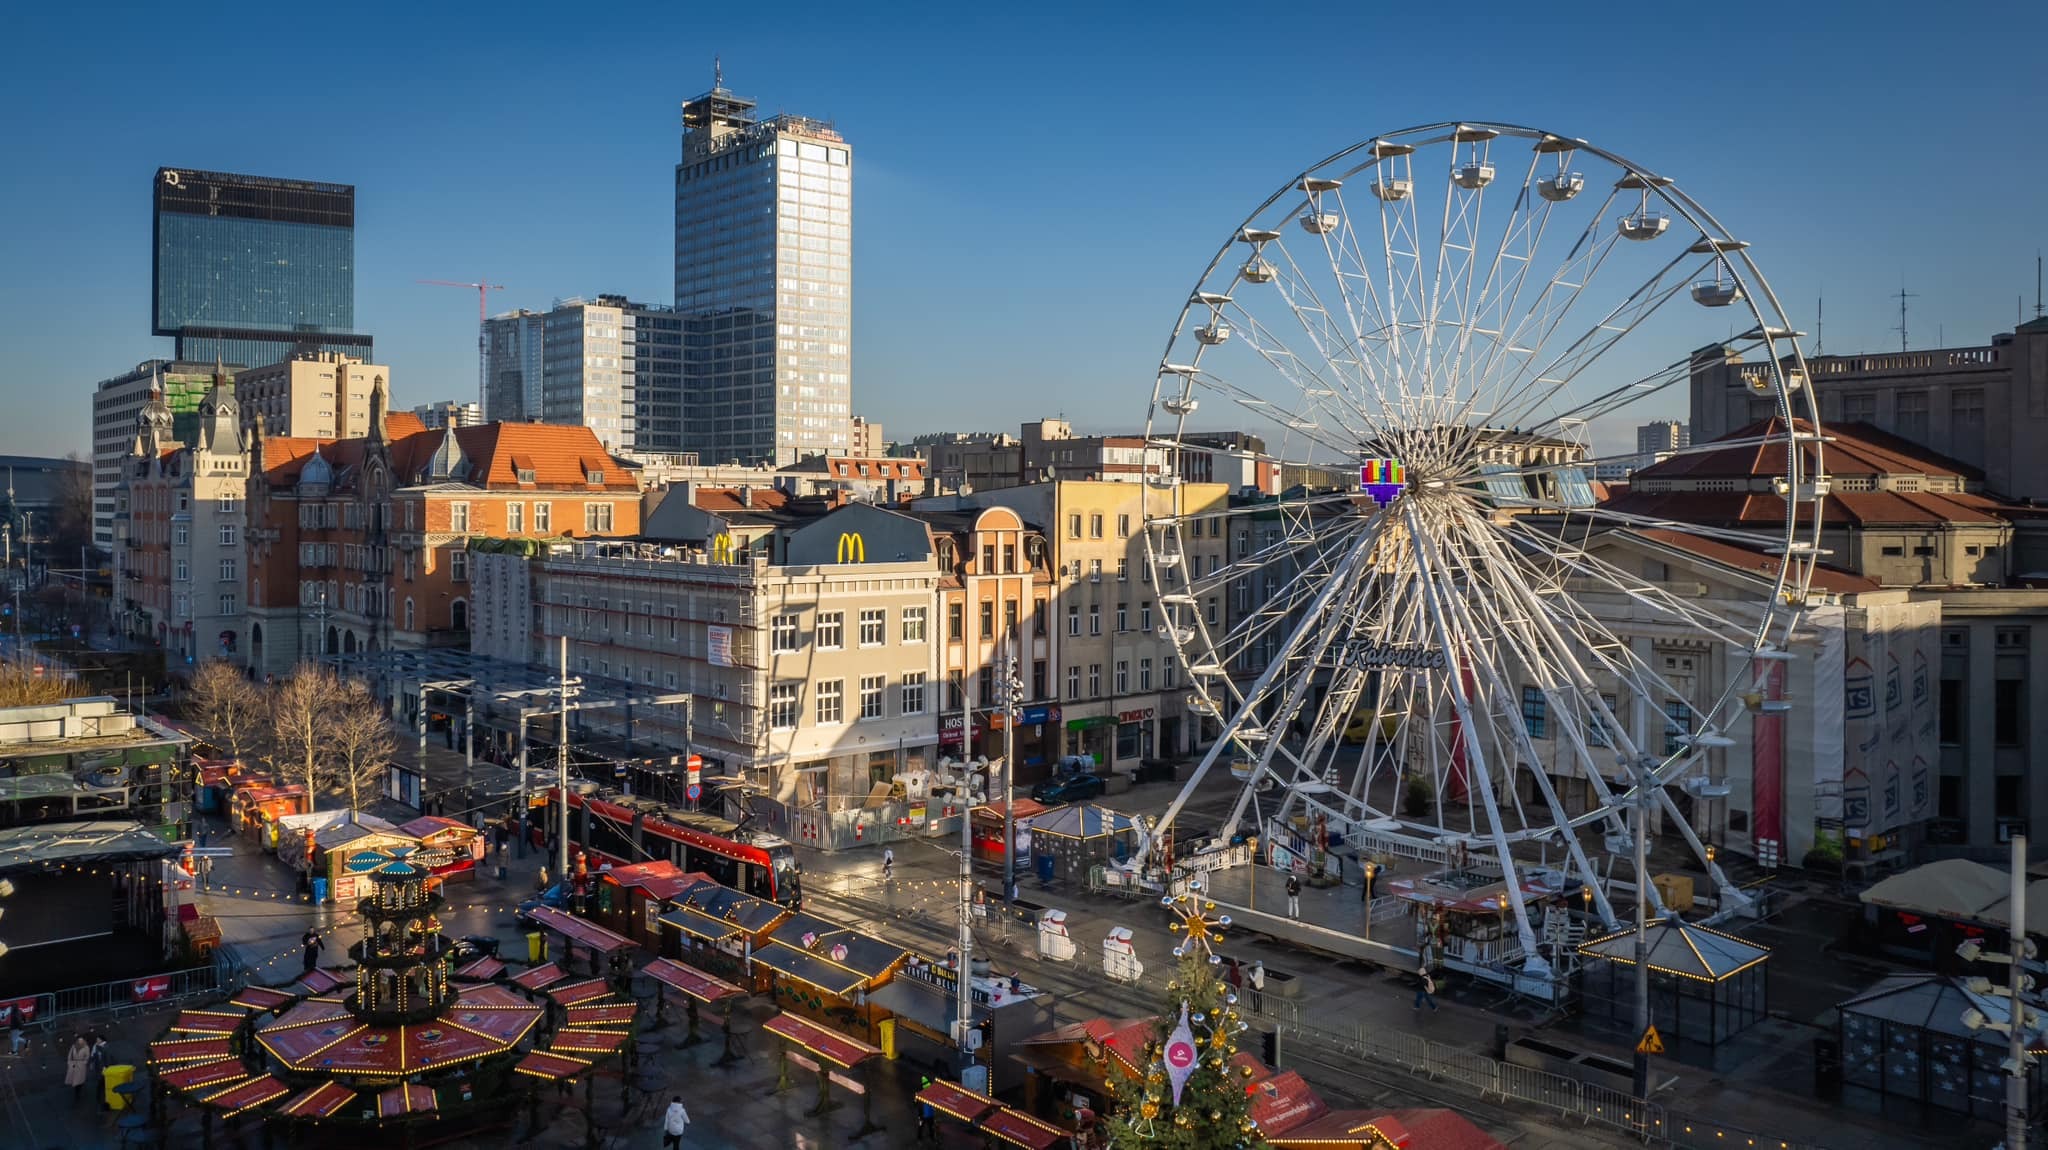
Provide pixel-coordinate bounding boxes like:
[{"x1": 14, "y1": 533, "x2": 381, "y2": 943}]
[
  {"x1": 835, "y1": 532, "x2": 866, "y2": 564},
  {"x1": 711, "y1": 533, "x2": 735, "y2": 564}
]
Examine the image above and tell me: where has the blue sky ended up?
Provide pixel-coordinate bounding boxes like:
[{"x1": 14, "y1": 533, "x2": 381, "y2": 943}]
[{"x1": 2, "y1": 1, "x2": 2043, "y2": 458}]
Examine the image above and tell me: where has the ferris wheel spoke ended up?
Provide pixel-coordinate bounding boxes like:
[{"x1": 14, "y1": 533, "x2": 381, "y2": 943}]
[{"x1": 1261, "y1": 235, "x2": 1400, "y2": 418}]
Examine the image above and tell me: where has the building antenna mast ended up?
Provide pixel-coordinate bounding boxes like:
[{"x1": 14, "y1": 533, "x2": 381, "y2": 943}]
[
  {"x1": 1816, "y1": 292, "x2": 1823, "y2": 356},
  {"x1": 1893, "y1": 281, "x2": 1918, "y2": 353},
  {"x1": 2036, "y1": 251, "x2": 2043, "y2": 320}
]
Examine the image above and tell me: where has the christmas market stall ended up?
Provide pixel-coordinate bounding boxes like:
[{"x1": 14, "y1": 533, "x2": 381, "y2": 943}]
[
  {"x1": 1836, "y1": 972, "x2": 2048, "y2": 1120},
  {"x1": 658, "y1": 880, "x2": 792, "y2": 986},
  {"x1": 273, "y1": 811, "x2": 415, "y2": 902},
  {"x1": 593, "y1": 860, "x2": 711, "y2": 949},
  {"x1": 1857, "y1": 858, "x2": 2038, "y2": 971},
  {"x1": 1577, "y1": 916, "x2": 1770, "y2": 1048},
  {"x1": 1023, "y1": 802, "x2": 1139, "y2": 884},
  {"x1": 228, "y1": 778, "x2": 308, "y2": 847},
  {"x1": 1388, "y1": 865, "x2": 1579, "y2": 1001},
  {"x1": 970, "y1": 798, "x2": 1054, "y2": 865},
  {"x1": 869, "y1": 951, "x2": 1048, "y2": 1091},
  {"x1": 760, "y1": 1010, "x2": 886, "y2": 1135},
  {"x1": 398, "y1": 815, "x2": 483, "y2": 883}
]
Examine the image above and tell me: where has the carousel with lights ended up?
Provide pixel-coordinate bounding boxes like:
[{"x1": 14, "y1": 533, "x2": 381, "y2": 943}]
[{"x1": 144, "y1": 844, "x2": 636, "y2": 1144}]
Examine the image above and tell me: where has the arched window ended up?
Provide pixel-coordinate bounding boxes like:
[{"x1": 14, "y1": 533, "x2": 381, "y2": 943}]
[
  {"x1": 451, "y1": 599, "x2": 468, "y2": 632},
  {"x1": 404, "y1": 598, "x2": 415, "y2": 630}
]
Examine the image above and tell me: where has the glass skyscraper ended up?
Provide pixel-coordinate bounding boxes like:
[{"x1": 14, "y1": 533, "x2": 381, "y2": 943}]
[
  {"x1": 153, "y1": 167, "x2": 372, "y2": 368},
  {"x1": 482, "y1": 309, "x2": 547, "y2": 422},
  {"x1": 674, "y1": 78, "x2": 851, "y2": 465}
]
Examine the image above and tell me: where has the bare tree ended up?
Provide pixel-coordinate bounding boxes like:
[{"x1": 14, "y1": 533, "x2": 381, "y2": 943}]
[
  {"x1": 269, "y1": 664, "x2": 340, "y2": 812},
  {"x1": 326, "y1": 679, "x2": 395, "y2": 815},
  {"x1": 187, "y1": 661, "x2": 263, "y2": 762},
  {"x1": 0, "y1": 661, "x2": 77, "y2": 707}
]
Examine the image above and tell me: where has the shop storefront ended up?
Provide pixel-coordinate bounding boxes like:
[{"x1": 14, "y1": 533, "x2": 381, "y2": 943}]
[
  {"x1": 988, "y1": 705, "x2": 1060, "y2": 783},
  {"x1": 1063, "y1": 715, "x2": 1114, "y2": 766},
  {"x1": 1113, "y1": 707, "x2": 1154, "y2": 764}
]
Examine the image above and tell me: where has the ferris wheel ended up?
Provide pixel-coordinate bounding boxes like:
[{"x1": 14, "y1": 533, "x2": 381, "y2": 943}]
[{"x1": 1142, "y1": 122, "x2": 1825, "y2": 970}]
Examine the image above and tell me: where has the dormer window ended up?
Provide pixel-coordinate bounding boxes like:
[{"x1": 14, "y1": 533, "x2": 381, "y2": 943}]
[
  {"x1": 586, "y1": 470, "x2": 603, "y2": 484},
  {"x1": 511, "y1": 454, "x2": 537, "y2": 485},
  {"x1": 580, "y1": 458, "x2": 607, "y2": 485}
]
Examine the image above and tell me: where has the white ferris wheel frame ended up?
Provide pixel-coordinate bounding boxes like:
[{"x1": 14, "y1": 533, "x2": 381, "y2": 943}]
[{"x1": 1138, "y1": 121, "x2": 1827, "y2": 970}]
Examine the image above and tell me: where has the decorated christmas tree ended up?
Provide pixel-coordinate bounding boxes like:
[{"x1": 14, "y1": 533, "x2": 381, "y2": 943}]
[{"x1": 1102, "y1": 880, "x2": 1264, "y2": 1149}]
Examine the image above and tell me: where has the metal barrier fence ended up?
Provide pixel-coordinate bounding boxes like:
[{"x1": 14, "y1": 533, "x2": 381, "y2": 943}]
[
  {"x1": 1276, "y1": 1014, "x2": 1831, "y2": 1150},
  {"x1": 38, "y1": 957, "x2": 237, "y2": 1027}
]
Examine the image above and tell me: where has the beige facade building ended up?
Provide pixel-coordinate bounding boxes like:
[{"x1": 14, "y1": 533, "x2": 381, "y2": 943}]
[
  {"x1": 470, "y1": 502, "x2": 943, "y2": 814},
  {"x1": 851, "y1": 415, "x2": 885, "y2": 457},
  {"x1": 234, "y1": 352, "x2": 388, "y2": 440}
]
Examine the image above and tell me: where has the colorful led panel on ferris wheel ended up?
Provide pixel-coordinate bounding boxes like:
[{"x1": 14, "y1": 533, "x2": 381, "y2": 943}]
[{"x1": 1359, "y1": 458, "x2": 1407, "y2": 506}]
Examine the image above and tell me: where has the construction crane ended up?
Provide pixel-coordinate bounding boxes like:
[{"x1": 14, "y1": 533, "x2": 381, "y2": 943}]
[{"x1": 418, "y1": 279, "x2": 505, "y2": 418}]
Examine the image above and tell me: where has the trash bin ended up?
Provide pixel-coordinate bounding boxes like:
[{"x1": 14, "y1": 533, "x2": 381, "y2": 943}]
[
  {"x1": 311, "y1": 876, "x2": 328, "y2": 904},
  {"x1": 103, "y1": 1064, "x2": 136, "y2": 1110},
  {"x1": 526, "y1": 930, "x2": 546, "y2": 964}
]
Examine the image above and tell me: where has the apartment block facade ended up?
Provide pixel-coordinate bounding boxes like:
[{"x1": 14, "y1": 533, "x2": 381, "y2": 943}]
[{"x1": 233, "y1": 352, "x2": 388, "y2": 440}]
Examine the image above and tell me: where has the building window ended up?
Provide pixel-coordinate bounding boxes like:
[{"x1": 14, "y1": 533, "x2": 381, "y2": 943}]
[
  {"x1": 404, "y1": 598, "x2": 415, "y2": 630},
  {"x1": 860, "y1": 608, "x2": 885, "y2": 646},
  {"x1": 450, "y1": 502, "x2": 470, "y2": 532},
  {"x1": 1068, "y1": 605, "x2": 1080, "y2": 636},
  {"x1": 770, "y1": 683, "x2": 800, "y2": 729},
  {"x1": 219, "y1": 594, "x2": 236, "y2": 616},
  {"x1": 585, "y1": 503, "x2": 615, "y2": 533},
  {"x1": 817, "y1": 680, "x2": 843, "y2": 725},
  {"x1": 979, "y1": 674, "x2": 995, "y2": 708},
  {"x1": 1116, "y1": 602, "x2": 1128, "y2": 632},
  {"x1": 1895, "y1": 391, "x2": 1930, "y2": 441},
  {"x1": 1116, "y1": 558, "x2": 1128, "y2": 582},
  {"x1": 1117, "y1": 514, "x2": 1130, "y2": 538},
  {"x1": 1139, "y1": 601, "x2": 1153, "y2": 633},
  {"x1": 1522, "y1": 686, "x2": 1548, "y2": 739},
  {"x1": 772, "y1": 614, "x2": 800, "y2": 653},
  {"x1": 1880, "y1": 545, "x2": 1904, "y2": 557},
  {"x1": 1206, "y1": 597, "x2": 1219, "y2": 625},
  {"x1": 1663, "y1": 700, "x2": 1693, "y2": 756},
  {"x1": 1002, "y1": 543, "x2": 1016, "y2": 573},
  {"x1": 450, "y1": 550, "x2": 468, "y2": 582},
  {"x1": 218, "y1": 494, "x2": 237, "y2": 514},
  {"x1": 1088, "y1": 664, "x2": 1101, "y2": 696},
  {"x1": 1090, "y1": 514, "x2": 1103, "y2": 538},
  {"x1": 219, "y1": 558, "x2": 236, "y2": 581},
  {"x1": 948, "y1": 602, "x2": 965, "y2": 642},
  {"x1": 1139, "y1": 658, "x2": 1152, "y2": 692},
  {"x1": 1004, "y1": 599, "x2": 1018, "y2": 638},
  {"x1": 1032, "y1": 660, "x2": 1047, "y2": 698},
  {"x1": 1066, "y1": 665, "x2": 1080, "y2": 699},
  {"x1": 1034, "y1": 598, "x2": 1047, "y2": 636},
  {"x1": 175, "y1": 559, "x2": 188, "y2": 582},
  {"x1": 1841, "y1": 392, "x2": 1877, "y2": 423},
  {"x1": 1090, "y1": 559, "x2": 1103, "y2": 582},
  {"x1": 1114, "y1": 660, "x2": 1129, "y2": 695},
  {"x1": 1068, "y1": 514, "x2": 1082, "y2": 539},
  {"x1": 982, "y1": 544, "x2": 996, "y2": 572},
  {"x1": 859, "y1": 675, "x2": 884, "y2": 720},
  {"x1": 174, "y1": 524, "x2": 189, "y2": 547},
  {"x1": 507, "y1": 502, "x2": 524, "y2": 533},
  {"x1": 979, "y1": 601, "x2": 994, "y2": 639},
  {"x1": 816, "y1": 611, "x2": 844, "y2": 649},
  {"x1": 1996, "y1": 679, "x2": 2024, "y2": 747},
  {"x1": 1163, "y1": 660, "x2": 1178, "y2": 689},
  {"x1": 1089, "y1": 605, "x2": 1101, "y2": 635},
  {"x1": 1939, "y1": 679, "x2": 1964, "y2": 746},
  {"x1": 1587, "y1": 693, "x2": 1618, "y2": 747},
  {"x1": 218, "y1": 524, "x2": 237, "y2": 546},
  {"x1": 902, "y1": 606, "x2": 927, "y2": 643},
  {"x1": 533, "y1": 502, "x2": 551, "y2": 533},
  {"x1": 902, "y1": 672, "x2": 927, "y2": 715}
]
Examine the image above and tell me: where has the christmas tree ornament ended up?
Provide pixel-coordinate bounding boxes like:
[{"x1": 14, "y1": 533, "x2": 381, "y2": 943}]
[{"x1": 1163, "y1": 1002, "x2": 1199, "y2": 1104}]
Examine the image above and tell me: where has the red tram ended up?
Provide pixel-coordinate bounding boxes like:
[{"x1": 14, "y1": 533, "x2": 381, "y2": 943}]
[{"x1": 535, "y1": 787, "x2": 800, "y2": 907}]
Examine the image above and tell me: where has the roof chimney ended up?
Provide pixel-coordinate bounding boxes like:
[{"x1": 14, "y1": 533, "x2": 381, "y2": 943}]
[{"x1": 739, "y1": 486, "x2": 753, "y2": 508}]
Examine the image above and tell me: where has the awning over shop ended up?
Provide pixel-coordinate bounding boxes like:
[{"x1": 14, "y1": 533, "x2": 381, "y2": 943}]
[
  {"x1": 972, "y1": 799, "x2": 1055, "y2": 824},
  {"x1": 643, "y1": 958, "x2": 746, "y2": 1004},
  {"x1": 868, "y1": 977, "x2": 994, "y2": 1035},
  {"x1": 549, "y1": 1029, "x2": 630, "y2": 1056},
  {"x1": 1579, "y1": 917, "x2": 1769, "y2": 982},
  {"x1": 376, "y1": 1083, "x2": 437, "y2": 1117},
  {"x1": 204, "y1": 1073, "x2": 289, "y2": 1117},
  {"x1": 0, "y1": 819, "x2": 180, "y2": 875},
  {"x1": 511, "y1": 961, "x2": 565, "y2": 991},
  {"x1": 677, "y1": 882, "x2": 790, "y2": 934},
  {"x1": 546, "y1": 978, "x2": 613, "y2": 1007},
  {"x1": 1861, "y1": 859, "x2": 2018, "y2": 926},
  {"x1": 751, "y1": 940, "x2": 867, "y2": 998},
  {"x1": 760, "y1": 1011, "x2": 882, "y2": 1068},
  {"x1": 981, "y1": 1106, "x2": 1067, "y2": 1149},
  {"x1": 277, "y1": 1081, "x2": 355, "y2": 1119},
  {"x1": 915, "y1": 1078, "x2": 998, "y2": 1124},
  {"x1": 525, "y1": 905, "x2": 637, "y2": 954},
  {"x1": 1064, "y1": 715, "x2": 1116, "y2": 731},
  {"x1": 514, "y1": 1050, "x2": 591, "y2": 1081},
  {"x1": 661, "y1": 903, "x2": 745, "y2": 944},
  {"x1": 1028, "y1": 803, "x2": 1138, "y2": 840}
]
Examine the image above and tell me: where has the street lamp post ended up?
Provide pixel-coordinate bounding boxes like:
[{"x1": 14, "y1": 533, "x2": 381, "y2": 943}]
[
  {"x1": 1002, "y1": 645, "x2": 1020, "y2": 905},
  {"x1": 1363, "y1": 860, "x2": 1378, "y2": 939},
  {"x1": 1632, "y1": 753, "x2": 1652, "y2": 1101}
]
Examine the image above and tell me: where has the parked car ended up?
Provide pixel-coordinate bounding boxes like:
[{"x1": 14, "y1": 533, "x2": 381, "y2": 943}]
[{"x1": 1032, "y1": 772, "x2": 1106, "y2": 805}]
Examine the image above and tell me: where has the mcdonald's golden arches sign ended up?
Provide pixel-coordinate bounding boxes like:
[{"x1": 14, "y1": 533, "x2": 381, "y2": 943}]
[
  {"x1": 711, "y1": 533, "x2": 735, "y2": 563},
  {"x1": 835, "y1": 532, "x2": 866, "y2": 564}
]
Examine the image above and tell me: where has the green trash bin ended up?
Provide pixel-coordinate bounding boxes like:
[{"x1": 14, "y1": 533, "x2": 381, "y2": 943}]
[
  {"x1": 526, "y1": 930, "x2": 545, "y2": 964},
  {"x1": 103, "y1": 1063, "x2": 136, "y2": 1110}
]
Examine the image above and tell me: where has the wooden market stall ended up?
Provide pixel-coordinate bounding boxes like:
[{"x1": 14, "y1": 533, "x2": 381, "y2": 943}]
[
  {"x1": 969, "y1": 799, "x2": 1055, "y2": 865},
  {"x1": 271, "y1": 812, "x2": 416, "y2": 903},
  {"x1": 1387, "y1": 866, "x2": 1580, "y2": 1001},
  {"x1": 1022, "y1": 802, "x2": 1139, "y2": 884},
  {"x1": 593, "y1": 861, "x2": 714, "y2": 949},
  {"x1": 660, "y1": 879, "x2": 793, "y2": 988},
  {"x1": 227, "y1": 779, "x2": 308, "y2": 848},
  {"x1": 398, "y1": 815, "x2": 482, "y2": 883}
]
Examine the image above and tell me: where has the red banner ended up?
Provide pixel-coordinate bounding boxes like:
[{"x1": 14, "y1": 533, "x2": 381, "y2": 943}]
[
  {"x1": 132, "y1": 977, "x2": 171, "y2": 1002},
  {"x1": 0, "y1": 997, "x2": 37, "y2": 1026},
  {"x1": 1751, "y1": 661, "x2": 1786, "y2": 852}
]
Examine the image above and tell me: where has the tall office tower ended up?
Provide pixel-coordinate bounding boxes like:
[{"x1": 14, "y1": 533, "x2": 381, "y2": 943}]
[
  {"x1": 482, "y1": 309, "x2": 547, "y2": 422},
  {"x1": 541, "y1": 298, "x2": 635, "y2": 452},
  {"x1": 674, "y1": 73, "x2": 851, "y2": 465},
  {"x1": 628, "y1": 303, "x2": 684, "y2": 454},
  {"x1": 1636, "y1": 420, "x2": 1690, "y2": 462},
  {"x1": 233, "y1": 352, "x2": 389, "y2": 439},
  {"x1": 91, "y1": 360, "x2": 234, "y2": 549},
  {"x1": 153, "y1": 168, "x2": 372, "y2": 368}
]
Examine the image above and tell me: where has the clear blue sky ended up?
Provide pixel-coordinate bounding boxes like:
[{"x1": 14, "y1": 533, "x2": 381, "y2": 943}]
[{"x1": 2, "y1": 0, "x2": 2043, "y2": 458}]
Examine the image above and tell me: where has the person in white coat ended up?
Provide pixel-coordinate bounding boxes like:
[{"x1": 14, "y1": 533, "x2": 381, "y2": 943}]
[{"x1": 662, "y1": 1095, "x2": 690, "y2": 1148}]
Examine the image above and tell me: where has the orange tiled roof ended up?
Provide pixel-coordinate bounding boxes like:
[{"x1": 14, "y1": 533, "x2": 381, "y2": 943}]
[
  {"x1": 1630, "y1": 528, "x2": 1881, "y2": 594},
  {"x1": 694, "y1": 487, "x2": 792, "y2": 513},
  {"x1": 452, "y1": 424, "x2": 638, "y2": 490},
  {"x1": 383, "y1": 411, "x2": 428, "y2": 439},
  {"x1": 1637, "y1": 417, "x2": 1981, "y2": 483},
  {"x1": 1603, "y1": 489, "x2": 2010, "y2": 529}
]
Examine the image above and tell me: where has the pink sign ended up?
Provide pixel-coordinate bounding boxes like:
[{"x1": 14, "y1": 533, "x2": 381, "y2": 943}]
[{"x1": 1163, "y1": 1002, "x2": 1198, "y2": 1104}]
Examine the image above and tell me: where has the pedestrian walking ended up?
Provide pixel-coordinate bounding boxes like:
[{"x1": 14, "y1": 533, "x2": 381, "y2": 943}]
[
  {"x1": 660, "y1": 1094, "x2": 690, "y2": 1148},
  {"x1": 88, "y1": 1034, "x2": 108, "y2": 1109},
  {"x1": 1285, "y1": 872, "x2": 1302, "y2": 918},
  {"x1": 301, "y1": 928, "x2": 322, "y2": 975},
  {"x1": 64, "y1": 1035, "x2": 89, "y2": 1102},
  {"x1": 915, "y1": 1076, "x2": 938, "y2": 1143},
  {"x1": 537, "y1": 865, "x2": 551, "y2": 894},
  {"x1": 8, "y1": 1012, "x2": 27, "y2": 1056},
  {"x1": 882, "y1": 847, "x2": 895, "y2": 883},
  {"x1": 1248, "y1": 960, "x2": 1265, "y2": 1014},
  {"x1": 1226, "y1": 958, "x2": 1244, "y2": 1002},
  {"x1": 197, "y1": 854, "x2": 213, "y2": 890},
  {"x1": 1413, "y1": 963, "x2": 1439, "y2": 1012}
]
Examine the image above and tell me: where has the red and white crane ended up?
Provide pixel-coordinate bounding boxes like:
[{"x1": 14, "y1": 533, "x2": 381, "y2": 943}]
[{"x1": 418, "y1": 279, "x2": 505, "y2": 418}]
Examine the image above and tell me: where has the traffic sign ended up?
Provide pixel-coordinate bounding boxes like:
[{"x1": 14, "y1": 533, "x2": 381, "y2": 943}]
[
  {"x1": 1636, "y1": 1024, "x2": 1665, "y2": 1055},
  {"x1": 686, "y1": 783, "x2": 703, "y2": 802}
]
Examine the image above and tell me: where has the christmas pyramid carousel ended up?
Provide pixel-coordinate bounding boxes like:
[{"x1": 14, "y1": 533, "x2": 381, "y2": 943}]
[{"x1": 148, "y1": 844, "x2": 632, "y2": 1143}]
